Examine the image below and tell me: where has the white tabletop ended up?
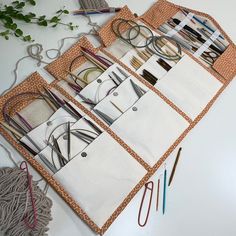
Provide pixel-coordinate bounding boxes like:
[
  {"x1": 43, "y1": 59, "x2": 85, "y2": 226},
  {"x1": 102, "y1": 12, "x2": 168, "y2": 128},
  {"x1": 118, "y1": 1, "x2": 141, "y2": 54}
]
[{"x1": 0, "y1": 0, "x2": 236, "y2": 235}]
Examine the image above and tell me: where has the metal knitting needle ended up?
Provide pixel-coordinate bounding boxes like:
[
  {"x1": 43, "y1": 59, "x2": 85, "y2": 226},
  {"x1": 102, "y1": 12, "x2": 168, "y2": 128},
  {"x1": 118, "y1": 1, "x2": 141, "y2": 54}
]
[
  {"x1": 63, "y1": 100, "x2": 83, "y2": 119},
  {"x1": 76, "y1": 131, "x2": 95, "y2": 142},
  {"x1": 71, "y1": 131, "x2": 90, "y2": 144},
  {"x1": 42, "y1": 87, "x2": 61, "y2": 109},
  {"x1": 130, "y1": 79, "x2": 144, "y2": 98},
  {"x1": 38, "y1": 89, "x2": 57, "y2": 112},
  {"x1": 93, "y1": 109, "x2": 114, "y2": 126},
  {"x1": 38, "y1": 152, "x2": 57, "y2": 174},
  {"x1": 45, "y1": 141, "x2": 68, "y2": 164},
  {"x1": 111, "y1": 71, "x2": 123, "y2": 84},
  {"x1": 83, "y1": 118, "x2": 102, "y2": 135},
  {"x1": 52, "y1": 135, "x2": 67, "y2": 167},
  {"x1": 116, "y1": 67, "x2": 129, "y2": 79},
  {"x1": 109, "y1": 75, "x2": 119, "y2": 87}
]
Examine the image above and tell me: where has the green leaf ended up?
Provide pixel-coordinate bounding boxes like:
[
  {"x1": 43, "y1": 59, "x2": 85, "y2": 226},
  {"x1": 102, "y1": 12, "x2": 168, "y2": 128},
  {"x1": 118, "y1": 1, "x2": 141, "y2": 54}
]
[
  {"x1": 3, "y1": 16, "x2": 13, "y2": 24},
  {"x1": 38, "y1": 15, "x2": 46, "y2": 21},
  {"x1": 23, "y1": 15, "x2": 31, "y2": 23},
  {"x1": 11, "y1": 23, "x2": 17, "y2": 30},
  {"x1": 0, "y1": 30, "x2": 10, "y2": 36},
  {"x1": 28, "y1": 0, "x2": 36, "y2": 6},
  {"x1": 16, "y1": 2, "x2": 25, "y2": 9},
  {"x1": 15, "y1": 28, "x2": 23, "y2": 36},
  {"x1": 28, "y1": 12, "x2": 36, "y2": 18},
  {"x1": 15, "y1": 13, "x2": 25, "y2": 20},
  {"x1": 5, "y1": 35, "x2": 9, "y2": 40},
  {"x1": 56, "y1": 9, "x2": 62, "y2": 14},
  {"x1": 63, "y1": 10, "x2": 69, "y2": 14},
  {"x1": 4, "y1": 22, "x2": 18, "y2": 30},
  {"x1": 5, "y1": 6, "x2": 14, "y2": 12},
  {"x1": 23, "y1": 35, "x2": 32, "y2": 41},
  {"x1": 50, "y1": 16, "x2": 59, "y2": 23},
  {"x1": 38, "y1": 20, "x2": 48, "y2": 26}
]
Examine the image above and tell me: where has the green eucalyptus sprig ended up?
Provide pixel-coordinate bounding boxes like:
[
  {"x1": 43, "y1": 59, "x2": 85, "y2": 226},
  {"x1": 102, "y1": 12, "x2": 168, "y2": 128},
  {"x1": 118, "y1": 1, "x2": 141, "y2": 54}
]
[{"x1": 0, "y1": 0, "x2": 78, "y2": 42}]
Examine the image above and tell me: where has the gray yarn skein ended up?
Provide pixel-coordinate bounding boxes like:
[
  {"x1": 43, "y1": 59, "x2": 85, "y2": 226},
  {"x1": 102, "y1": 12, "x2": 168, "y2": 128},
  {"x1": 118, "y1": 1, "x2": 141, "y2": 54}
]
[{"x1": 0, "y1": 167, "x2": 53, "y2": 236}]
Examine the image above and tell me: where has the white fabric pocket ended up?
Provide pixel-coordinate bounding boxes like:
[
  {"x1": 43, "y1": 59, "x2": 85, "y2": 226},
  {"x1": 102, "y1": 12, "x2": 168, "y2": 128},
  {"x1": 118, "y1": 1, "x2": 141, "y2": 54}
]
[
  {"x1": 92, "y1": 75, "x2": 149, "y2": 122},
  {"x1": 155, "y1": 55, "x2": 222, "y2": 119},
  {"x1": 20, "y1": 107, "x2": 76, "y2": 152},
  {"x1": 78, "y1": 63, "x2": 130, "y2": 104},
  {"x1": 53, "y1": 132, "x2": 147, "y2": 227},
  {"x1": 110, "y1": 91, "x2": 189, "y2": 166}
]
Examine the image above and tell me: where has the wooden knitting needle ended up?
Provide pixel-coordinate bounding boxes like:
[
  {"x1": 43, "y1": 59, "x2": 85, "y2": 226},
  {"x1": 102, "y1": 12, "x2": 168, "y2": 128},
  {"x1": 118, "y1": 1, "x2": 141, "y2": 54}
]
[
  {"x1": 66, "y1": 70, "x2": 89, "y2": 85},
  {"x1": 0, "y1": 121, "x2": 23, "y2": 138},
  {"x1": 168, "y1": 147, "x2": 182, "y2": 186}
]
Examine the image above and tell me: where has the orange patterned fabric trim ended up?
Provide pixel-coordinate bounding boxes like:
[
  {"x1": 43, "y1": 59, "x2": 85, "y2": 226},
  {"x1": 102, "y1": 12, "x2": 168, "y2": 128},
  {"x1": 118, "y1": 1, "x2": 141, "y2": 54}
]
[
  {"x1": 141, "y1": 0, "x2": 179, "y2": 29},
  {"x1": 213, "y1": 44, "x2": 236, "y2": 80}
]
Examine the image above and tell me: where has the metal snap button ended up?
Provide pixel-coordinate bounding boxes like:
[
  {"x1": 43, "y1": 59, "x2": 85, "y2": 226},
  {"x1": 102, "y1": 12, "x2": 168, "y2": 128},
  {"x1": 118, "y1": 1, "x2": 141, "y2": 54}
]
[{"x1": 81, "y1": 152, "x2": 87, "y2": 157}]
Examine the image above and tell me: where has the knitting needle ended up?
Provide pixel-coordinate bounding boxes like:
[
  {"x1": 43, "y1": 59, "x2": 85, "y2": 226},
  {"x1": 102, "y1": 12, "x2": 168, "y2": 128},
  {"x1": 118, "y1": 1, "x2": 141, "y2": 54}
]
[
  {"x1": 111, "y1": 72, "x2": 123, "y2": 84},
  {"x1": 83, "y1": 117, "x2": 102, "y2": 135},
  {"x1": 93, "y1": 109, "x2": 114, "y2": 126},
  {"x1": 80, "y1": 47, "x2": 111, "y2": 69},
  {"x1": 75, "y1": 131, "x2": 95, "y2": 142},
  {"x1": 71, "y1": 131, "x2": 90, "y2": 144},
  {"x1": 73, "y1": 7, "x2": 121, "y2": 15},
  {"x1": 67, "y1": 82, "x2": 83, "y2": 93},
  {"x1": 130, "y1": 79, "x2": 144, "y2": 98},
  {"x1": 67, "y1": 122, "x2": 71, "y2": 160},
  {"x1": 163, "y1": 167, "x2": 167, "y2": 215},
  {"x1": 109, "y1": 75, "x2": 119, "y2": 87},
  {"x1": 47, "y1": 89, "x2": 65, "y2": 106},
  {"x1": 18, "y1": 140, "x2": 38, "y2": 156},
  {"x1": 63, "y1": 100, "x2": 83, "y2": 120},
  {"x1": 16, "y1": 112, "x2": 32, "y2": 131},
  {"x1": 82, "y1": 52, "x2": 107, "y2": 71},
  {"x1": 110, "y1": 101, "x2": 124, "y2": 114},
  {"x1": 77, "y1": 93, "x2": 97, "y2": 107},
  {"x1": 52, "y1": 135, "x2": 67, "y2": 167},
  {"x1": 38, "y1": 152, "x2": 57, "y2": 174},
  {"x1": 45, "y1": 141, "x2": 68, "y2": 164},
  {"x1": 6, "y1": 115, "x2": 27, "y2": 135},
  {"x1": 66, "y1": 70, "x2": 89, "y2": 85},
  {"x1": 38, "y1": 89, "x2": 58, "y2": 112},
  {"x1": 116, "y1": 67, "x2": 129, "y2": 78},
  {"x1": 42, "y1": 87, "x2": 61, "y2": 109},
  {"x1": 156, "y1": 178, "x2": 160, "y2": 211},
  {"x1": 156, "y1": 59, "x2": 172, "y2": 71},
  {"x1": 0, "y1": 121, "x2": 23, "y2": 138},
  {"x1": 168, "y1": 147, "x2": 182, "y2": 186}
]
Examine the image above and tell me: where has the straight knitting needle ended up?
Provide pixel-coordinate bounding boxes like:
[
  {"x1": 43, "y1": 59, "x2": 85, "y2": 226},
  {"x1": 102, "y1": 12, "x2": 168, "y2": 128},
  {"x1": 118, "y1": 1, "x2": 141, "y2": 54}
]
[
  {"x1": 168, "y1": 147, "x2": 182, "y2": 186},
  {"x1": 83, "y1": 118, "x2": 102, "y2": 135},
  {"x1": 163, "y1": 167, "x2": 167, "y2": 215},
  {"x1": 67, "y1": 122, "x2": 71, "y2": 160}
]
